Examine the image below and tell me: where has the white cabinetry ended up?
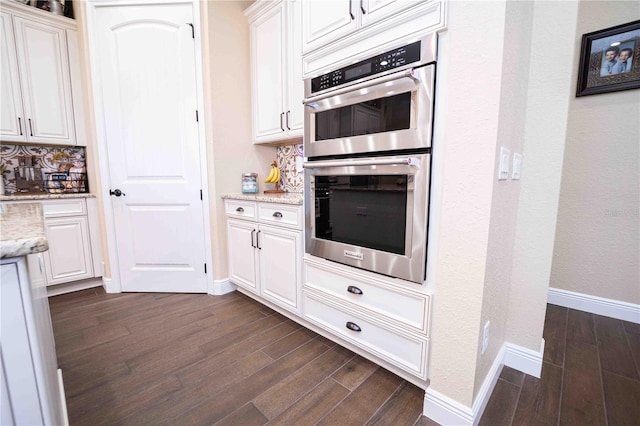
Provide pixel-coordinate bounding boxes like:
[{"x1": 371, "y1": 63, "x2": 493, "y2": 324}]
[
  {"x1": 246, "y1": 0, "x2": 303, "y2": 144},
  {"x1": 41, "y1": 199, "x2": 94, "y2": 285},
  {"x1": 301, "y1": 0, "x2": 445, "y2": 78},
  {"x1": 1, "y1": 256, "x2": 67, "y2": 425},
  {"x1": 303, "y1": 256, "x2": 431, "y2": 380},
  {"x1": 0, "y1": 0, "x2": 84, "y2": 146},
  {"x1": 225, "y1": 199, "x2": 303, "y2": 314},
  {"x1": 7, "y1": 198, "x2": 102, "y2": 290}
]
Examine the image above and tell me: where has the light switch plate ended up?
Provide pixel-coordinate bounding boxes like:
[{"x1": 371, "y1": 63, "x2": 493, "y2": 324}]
[
  {"x1": 498, "y1": 147, "x2": 510, "y2": 180},
  {"x1": 512, "y1": 153, "x2": 522, "y2": 180}
]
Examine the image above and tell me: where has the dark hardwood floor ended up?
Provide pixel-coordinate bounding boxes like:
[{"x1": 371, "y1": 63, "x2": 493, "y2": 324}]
[{"x1": 49, "y1": 289, "x2": 640, "y2": 425}]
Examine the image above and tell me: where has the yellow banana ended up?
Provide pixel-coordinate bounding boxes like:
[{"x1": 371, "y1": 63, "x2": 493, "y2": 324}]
[
  {"x1": 264, "y1": 165, "x2": 276, "y2": 183},
  {"x1": 273, "y1": 165, "x2": 281, "y2": 183}
]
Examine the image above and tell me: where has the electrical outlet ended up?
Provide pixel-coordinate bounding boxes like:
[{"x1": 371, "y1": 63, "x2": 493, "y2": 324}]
[
  {"x1": 498, "y1": 147, "x2": 510, "y2": 180},
  {"x1": 512, "y1": 153, "x2": 522, "y2": 180},
  {"x1": 295, "y1": 156, "x2": 303, "y2": 173},
  {"x1": 482, "y1": 320, "x2": 490, "y2": 355}
]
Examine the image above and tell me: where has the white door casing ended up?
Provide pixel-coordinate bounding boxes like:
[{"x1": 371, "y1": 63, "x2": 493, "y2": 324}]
[{"x1": 89, "y1": 1, "x2": 209, "y2": 293}]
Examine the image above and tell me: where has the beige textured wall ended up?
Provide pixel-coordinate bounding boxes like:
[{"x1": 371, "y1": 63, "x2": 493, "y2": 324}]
[
  {"x1": 473, "y1": 0, "x2": 534, "y2": 398},
  {"x1": 550, "y1": 1, "x2": 640, "y2": 304},
  {"x1": 506, "y1": 1, "x2": 579, "y2": 349},
  {"x1": 428, "y1": 0, "x2": 507, "y2": 407},
  {"x1": 202, "y1": 0, "x2": 276, "y2": 281}
]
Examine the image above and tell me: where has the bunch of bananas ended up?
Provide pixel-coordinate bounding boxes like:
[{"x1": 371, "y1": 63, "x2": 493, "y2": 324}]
[{"x1": 264, "y1": 161, "x2": 281, "y2": 184}]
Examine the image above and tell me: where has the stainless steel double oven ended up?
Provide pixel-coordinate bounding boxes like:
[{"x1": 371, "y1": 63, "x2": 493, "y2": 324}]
[{"x1": 303, "y1": 34, "x2": 437, "y2": 284}]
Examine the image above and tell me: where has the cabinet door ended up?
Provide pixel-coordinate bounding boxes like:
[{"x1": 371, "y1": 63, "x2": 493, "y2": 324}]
[
  {"x1": 43, "y1": 216, "x2": 93, "y2": 285},
  {"x1": 258, "y1": 224, "x2": 301, "y2": 314},
  {"x1": 0, "y1": 12, "x2": 26, "y2": 142},
  {"x1": 13, "y1": 16, "x2": 75, "y2": 145},
  {"x1": 251, "y1": 3, "x2": 285, "y2": 143},
  {"x1": 361, "y1": 0, "x2": 425, "y2": 28},
  {"x1": 227, "y1": 219, "x2": 259, "y2": 293},
  {"x1": 285, "y1": 0, "x2": 304, "y2": 136},
  {"x1": 301, "y1": 0, "x2": 357, "y2": 55}
]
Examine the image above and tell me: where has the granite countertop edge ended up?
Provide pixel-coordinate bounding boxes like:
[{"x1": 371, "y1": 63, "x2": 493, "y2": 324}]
[
  {"x1": 0, "y1": 193, "x2": 96, "y2": 201},
  {"x1": 0, "y1": 202, "x2": 49, "y2": 259},
  {"x1": 222, "y1": 193, "x2": 303, "y2": 205}
]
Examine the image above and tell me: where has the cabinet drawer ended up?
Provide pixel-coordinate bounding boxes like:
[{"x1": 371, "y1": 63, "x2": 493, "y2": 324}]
[
  {"x1": 258, "y1": 203, "x2": 302, "y2": 229},
  {"x1": 304, "y1": 260, "x2": 429, "y2": 334},
  {"x1": 303, "y1": 291, "x2": 428, "y2": 379},
  {"x1": 225, "y1": 200, "x2": 257, "y2": 220},
  {"x1": 41, "y1": 199, "x2": 86, "y2": 218}
]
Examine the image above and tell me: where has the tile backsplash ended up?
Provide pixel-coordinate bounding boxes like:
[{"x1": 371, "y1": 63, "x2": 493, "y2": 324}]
[
  {"x1": 0, "y1": 144, "x2": 86, "y2": 194},
  {"x1": 276, "y1": 143, "x2": 303, "y2": 193}
]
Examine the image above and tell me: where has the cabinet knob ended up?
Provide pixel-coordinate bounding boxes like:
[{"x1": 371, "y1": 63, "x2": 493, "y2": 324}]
[
  {"x1": 346, "y1": 321, "x2": 361, "y2": 332},
  {"x1": 236, "y1": 207, "x2": 244, "y2": 213},
  {"x1": 347, "y1": 286, "x2": 363, "y2": 295},
  {"x1": 272, "y1": 211, "x2": 283, "y2": 218}
]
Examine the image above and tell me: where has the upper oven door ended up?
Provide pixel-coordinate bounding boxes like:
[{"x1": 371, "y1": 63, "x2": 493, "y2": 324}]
[{"x1": 303, "y1": 64, "x2": 435, "y2": 158}]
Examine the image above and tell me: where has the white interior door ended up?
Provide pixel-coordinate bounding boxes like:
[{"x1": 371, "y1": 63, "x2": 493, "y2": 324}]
[{"x1": 92, "y1": 2, "x2": 207, "y2": 293}]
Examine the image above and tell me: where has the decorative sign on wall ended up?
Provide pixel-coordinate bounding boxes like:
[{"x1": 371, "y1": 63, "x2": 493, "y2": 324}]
[{"x1": 576, "y1": 20, "x2": 640, "y2": 96}]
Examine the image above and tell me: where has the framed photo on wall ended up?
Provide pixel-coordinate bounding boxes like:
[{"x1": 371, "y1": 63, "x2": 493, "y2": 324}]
[{"x1": 576, "y1": 20, "x2": 640, "y2": 97}]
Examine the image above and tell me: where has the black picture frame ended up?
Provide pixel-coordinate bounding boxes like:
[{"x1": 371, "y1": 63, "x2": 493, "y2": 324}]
[{"x1": 576, "y1": 20, "x2": 640, "y2": 97}]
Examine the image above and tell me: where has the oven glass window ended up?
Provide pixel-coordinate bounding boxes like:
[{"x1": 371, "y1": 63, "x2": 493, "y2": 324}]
[
  {"x1": 315, "y1": 175, "x2": 407, "y2": 254},
  {"x1": 315, "y1": 92, "x2": 411, "y2": 141}
]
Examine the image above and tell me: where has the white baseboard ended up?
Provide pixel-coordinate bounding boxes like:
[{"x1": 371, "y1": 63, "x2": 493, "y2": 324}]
[
  {"x1": 504, "y1": 340, "x2": 544, "y2": 378},
  {"x1": 423, "y1": 340, "x2": 543, "y2": 425},
  {"x1": 208, "y1": 278, "x2": 236, "y2": 296},
  {"x1": 548, "y1": 287, "x2": 640, "y2": 324},
  {"x1": 46, "y1": 278, "x2": 103, "y2": 297}
]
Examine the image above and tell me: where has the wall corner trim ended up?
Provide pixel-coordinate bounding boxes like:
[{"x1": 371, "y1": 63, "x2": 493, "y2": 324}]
[
  {"x1": 423, "y1": 341, "x2": 544, "y2": 425},
  {"x1": 548, "y1": 287, "x2": 640, "y2": 324},
  {"x1": 102, "y1": 276, "x2": 121, "y2": 293},
  {"x1": 209, "y1": 278, "x2": 236, "y2": 296}
]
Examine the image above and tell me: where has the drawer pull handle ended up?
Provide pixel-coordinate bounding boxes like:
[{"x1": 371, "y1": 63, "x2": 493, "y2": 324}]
[
  {"x1": 347, "y1": 286, "x2": 363, "y2": 295},
  {"x1": 346, "y1": 321, "x2": 361, "y2": 332},
  {"x1": 236, "y1": 207, "x2": 244, "y2": 213},
  {"x1": 273, "y1": 211, "x2": 283, "y2": 218}
]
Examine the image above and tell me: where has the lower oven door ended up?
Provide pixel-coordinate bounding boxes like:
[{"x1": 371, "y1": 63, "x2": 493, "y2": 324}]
[{"x1": 304, "y1": 153, "x2": 430, "y2": 283}]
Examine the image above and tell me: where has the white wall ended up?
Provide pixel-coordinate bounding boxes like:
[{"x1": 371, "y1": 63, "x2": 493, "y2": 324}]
[
  {"x1": 201, "y1": 0, "x2": 276, "y2": 281},
  {"x1": 428, "y1": 0, "x2": 508, "y2": 408},
  {"x1": 550, "y1": 1, "x2": 640, "y2": 305},
  {"x1": 474, "y1": 0, "x2": 534, "y2": 398}
]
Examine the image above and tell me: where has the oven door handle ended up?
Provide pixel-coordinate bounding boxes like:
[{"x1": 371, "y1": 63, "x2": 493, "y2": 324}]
[
  {"x1": 303, "y1": 156, "x2": 421, "y2": 168},
  {"x1": 303, "y1": 68, "x2": 417, "y2": 105}
]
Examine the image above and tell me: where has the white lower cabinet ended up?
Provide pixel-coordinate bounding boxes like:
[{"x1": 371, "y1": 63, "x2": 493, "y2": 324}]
[
  {"x1": 224, "y1": 198, "x2": 431, "y2": 383},
  {"x1": 302, "y1": 256, "x2": 431, "y2": 380},
  {"x1": 225, "y1": 199, "x2": 303, "y2": 314},
  {"x1": 6, "y1": 198, "x2": 102, "y2": 289}
]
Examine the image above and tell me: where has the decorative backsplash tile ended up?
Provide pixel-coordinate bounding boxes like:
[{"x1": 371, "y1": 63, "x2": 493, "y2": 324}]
[
  {"x1": 276, "y1": 143, "x2": 303, "y2": 193},
  {"x1": 0, "y1": 144, "x2": 86, "y2": 194}
]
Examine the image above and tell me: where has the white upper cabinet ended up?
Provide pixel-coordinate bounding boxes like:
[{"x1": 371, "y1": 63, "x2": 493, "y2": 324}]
[
  {"x1": 302, "y1": 0, "x2": 429, "y2": 55},
  {"x1": 0, "y1": 1, "x2": 84, "y2": 146},
  {"x1": 301, "y1": 0, "x2": 445, "y2": 78},
  {"x1": 247, "y1": 0, "x2": 303, "y2": 144},
  {"x1": 301, "y1": 0, "x2": 356, "y2": 55}
]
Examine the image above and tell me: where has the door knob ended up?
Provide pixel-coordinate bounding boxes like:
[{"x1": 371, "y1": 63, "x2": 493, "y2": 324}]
[{"x1": 109, "y1": 189, "x2": 126, "y2": 197}]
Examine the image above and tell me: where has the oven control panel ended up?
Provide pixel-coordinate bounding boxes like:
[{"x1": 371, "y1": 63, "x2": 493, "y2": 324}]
[{"x1": 311, "y1": 40, "x2": 422, "y2": 94}]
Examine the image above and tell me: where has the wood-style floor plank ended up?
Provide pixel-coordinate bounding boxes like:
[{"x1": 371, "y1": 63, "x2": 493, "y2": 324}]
[
  {"x1": 543, "y1": 304, "x2": 568, "y2": 367},
  {"x1": 49, "y1": 291, "x2": 640, "y2": 426},
  {"x1": 478, "y1": 378, "x2": 520, "y2": 426},
  {"x1": 595, "y1": 315, "x2": 639, "y2": 379}
]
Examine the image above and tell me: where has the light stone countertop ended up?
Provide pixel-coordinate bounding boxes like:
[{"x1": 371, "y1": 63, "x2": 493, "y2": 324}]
[
  {"x1": 222, "y1": 192, "x2": 303, "y2": 205},
  {"x1": 0, "y1": 202, "x2": 49, "y2": 258},
  {"x1": 0, "y1": 192, "x2": 95, "y2": 201}
]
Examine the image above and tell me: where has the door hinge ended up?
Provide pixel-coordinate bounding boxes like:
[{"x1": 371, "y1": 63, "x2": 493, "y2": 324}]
[
  {"x1": 187, "y1": 23, "x2": 195, "y2": 39},
  {"x1": 200, "y1": 189, "x2": 203, "y2": 200},
  {"x1": 195, "y1": 110, "x2": 199, "y2": 122},
  {"x1": 204, "y1": 263, "x2": 207, "y2": 274}
]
